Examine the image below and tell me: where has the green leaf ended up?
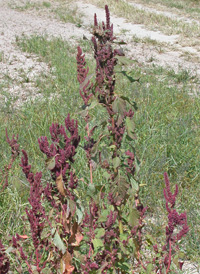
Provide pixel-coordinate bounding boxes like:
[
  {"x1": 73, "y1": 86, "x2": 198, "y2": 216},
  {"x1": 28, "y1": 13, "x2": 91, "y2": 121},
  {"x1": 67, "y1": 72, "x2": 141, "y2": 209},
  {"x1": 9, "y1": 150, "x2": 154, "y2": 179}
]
[
  {"x1": 5, "y1": 246, "x2": 14, "y2": 255},
  {"x1": 92, "y1": 238, "x2": 104, "y2": 251},
  {"x1": 52, "y1": 230, "x2": 66, "y2": 255},
  {"x1": 119, "y1": 220, "x2": 123, "y2": 235},
  {"x1": 116, "y1": 56, "x2": 135, "y2": 66},
  {"x1": 117, "y1": 252, "x2": 122, "y2": 260},
  {"x1": 96, "y1": 262, "x2": 108, "y2": 274},
  {"x1": 120, "y1": 95, "x2": 138, "y2": 110},
  {"x1": 173, "y1": 254, "x2": 179, "y2": 268},
  {"x1": 98, "y1": 209, "x2": 110, "y2": 223},
  {"x1": 146, "y1": 263, "x2": 153, "y2": 274},
  {"x1": 119, "y1": 242, "x2": 127, "y2": 254},
  {"x1": 109, "y1": 144, "x2": 116, "y2": 150},
  {"x1": 113, "y1": 157, "x2": 121, "y2": 169},
  {"x1": 135, "y1": 156, "x2": 141, "y2": 173},
  {"x1": 127, "y1": 238, "x2": 136, "y2": 253},
  {"x1": 87, "y1": 183, "x2": 96, "y2": 196},
  {"x1": 125, "y1": 117, "x2": 136, "y2": 139},
  {"x1": 42, "y1": 268, "x2": 52, "y2": 274},
  {"x1": 128, "y1": 208, "x2": 140, "y2": 227},
  {"x1": 112, "y1": 175, "x2": 130, "y2": 206},
  {"x1": 112, "y1": 97, "x2": 126, "y2": 115},
  {"x1": 120, "y1": 71, "x2": 140, "y2": 83},
  {"x1": 76, "y1": 208, "x2": 84, "y2": 224},
  {"x1": 120, "y1": 233, "x2": 128, "y2": 242},
  {"x1": 103, "y1": 171, "x2": 111, "y2": 180},
  {"x1": 90, "y1": 139, "x2": 100, "y2": 157},
  {"x1": 130, "y1": 178, "x2": 139, "y2": 192},
  {"x1": 69, "y1": 199, "x2": 76, "y2": 216},
  {"x1": 116, "y1": 261, "x2": 129, "y2": 271},
  {"x1": 146, "y1": 234, "x2": 155, "y2": 246},
  {"x1": 95, "y1": 228, "x2": 105, "y2": 239},
  {"x1": 114, "y1": 40, "x2": 127, "y2": 45}
]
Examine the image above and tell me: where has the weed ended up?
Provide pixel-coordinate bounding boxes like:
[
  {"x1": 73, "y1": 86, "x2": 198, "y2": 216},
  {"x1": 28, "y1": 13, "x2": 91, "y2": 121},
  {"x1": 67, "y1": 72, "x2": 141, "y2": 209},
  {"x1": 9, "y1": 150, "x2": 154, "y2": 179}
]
[
  {"x1": 42, "y1": 1, "x2": 51, "y2": 8},
  {"x1": 0, "y1": 5, "x2": 193, "y2": 274}
]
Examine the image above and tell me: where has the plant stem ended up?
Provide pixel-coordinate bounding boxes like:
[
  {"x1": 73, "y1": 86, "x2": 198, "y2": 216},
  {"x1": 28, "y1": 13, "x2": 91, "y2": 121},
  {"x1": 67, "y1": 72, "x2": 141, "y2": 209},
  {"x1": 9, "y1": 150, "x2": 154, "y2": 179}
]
[
  {"x1": 86, "y1": 122, "x2": 93, "y2": 184},
  {"x1": 166, "y1": 239, "x2": 172, "y2": 274}
]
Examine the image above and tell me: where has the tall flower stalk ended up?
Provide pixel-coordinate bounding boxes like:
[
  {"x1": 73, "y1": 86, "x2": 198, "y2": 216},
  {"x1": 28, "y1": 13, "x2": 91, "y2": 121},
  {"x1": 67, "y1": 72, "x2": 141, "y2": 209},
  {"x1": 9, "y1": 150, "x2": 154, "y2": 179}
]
[{"x1": 1, "y1": 5, "x2": 189, "y2": 274}]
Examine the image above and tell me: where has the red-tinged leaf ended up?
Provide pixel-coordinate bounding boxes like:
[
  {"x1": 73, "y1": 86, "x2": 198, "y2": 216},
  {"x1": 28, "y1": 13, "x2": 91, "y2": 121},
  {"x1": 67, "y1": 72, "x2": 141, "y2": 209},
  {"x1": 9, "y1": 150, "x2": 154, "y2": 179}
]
[
  {"x1": 74, "y1": 231, "x2": 83, "y2": 246},
  {"x1": 113, "y1": 175, "x2": 130, "y2": 205},
  {"x1": 56, "y1": 173, "x2": 66, "y2": 196},
  {"x1": 69, "y1": 222, "x2": 83, "y2": 246},
  {"x1": 69, "y1": 199, "x2": 76, "y2": 217},
  {"x1": 18, "y1": 235, "x2": 29, "y2": 239},
  {"x1": 61, "y1": 251, "x2": 75, "y2": 274}
]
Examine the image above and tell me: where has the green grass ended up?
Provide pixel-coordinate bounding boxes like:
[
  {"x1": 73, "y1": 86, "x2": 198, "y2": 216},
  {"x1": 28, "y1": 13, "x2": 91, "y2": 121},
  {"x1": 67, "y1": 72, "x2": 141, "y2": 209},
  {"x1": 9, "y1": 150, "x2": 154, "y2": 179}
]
[
  {"x1": 131, "y1": 34, "x2": 167, "y2": 54},
  {"x1": 9, "y1": 0, "x2": 51, "y2": 11},
  {"x1": 0, "y1": 34, "x2": 199, "y2": 264},
  {"x1": 53, "y1": 6, "x2": 83, "y2": 26}
]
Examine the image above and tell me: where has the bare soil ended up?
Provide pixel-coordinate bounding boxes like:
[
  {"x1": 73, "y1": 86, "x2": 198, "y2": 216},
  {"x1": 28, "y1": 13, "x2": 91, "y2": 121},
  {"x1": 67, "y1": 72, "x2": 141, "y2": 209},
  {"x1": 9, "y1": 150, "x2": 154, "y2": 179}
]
[{"x1": 1, "y1": 0, "x2": 200, "y2": 106}]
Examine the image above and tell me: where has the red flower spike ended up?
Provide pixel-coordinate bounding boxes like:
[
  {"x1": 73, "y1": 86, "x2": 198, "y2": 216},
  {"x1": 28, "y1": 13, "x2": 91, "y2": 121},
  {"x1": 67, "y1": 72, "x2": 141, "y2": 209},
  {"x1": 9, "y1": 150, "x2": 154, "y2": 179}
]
[
  {"x1": 76, "y1": 46, "x2": 93, "y2": 106},
  {"x1": 163, "y1": 173, "x2": 189, "y2": 272}
]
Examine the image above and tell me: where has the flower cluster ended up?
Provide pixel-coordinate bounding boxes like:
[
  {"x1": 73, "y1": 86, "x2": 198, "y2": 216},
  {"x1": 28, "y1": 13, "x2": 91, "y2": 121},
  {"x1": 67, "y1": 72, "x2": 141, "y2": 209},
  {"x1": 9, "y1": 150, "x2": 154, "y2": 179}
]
[
  {"x1": 164, "y1": 173, "x2": 189, "y2": 243},
  {"x1": 92, "y1": 5, "x2": 117, "y2": 106},
  {"x1": 5, "y1": 129, "x2": 20, "y2": 159},
  {"x1": 81, "y1": 202, "x2": 119, "y2": 273},
  {"x1": 163, "y1": 172, "x2": 189, "y2": 271},
  {"x1": 38, "y1": 114, "x2": 80, "y2": 195},
  {"x1": 20, "y1": 150, "x2": 46, "y2": 249},
  {"x1": 76, "y1": 46, "x2": 93, "y2": 106},
  {"x1": 18, "y1": 150, "x2": 48, "y2": 272}
]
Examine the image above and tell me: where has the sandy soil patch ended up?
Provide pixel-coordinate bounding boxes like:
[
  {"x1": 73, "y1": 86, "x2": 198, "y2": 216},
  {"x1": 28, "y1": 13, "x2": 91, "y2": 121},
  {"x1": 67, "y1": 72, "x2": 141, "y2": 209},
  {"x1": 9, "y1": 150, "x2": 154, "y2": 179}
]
[{"x1": 1, "y1": 0, "x2": 200, "y2": 108}]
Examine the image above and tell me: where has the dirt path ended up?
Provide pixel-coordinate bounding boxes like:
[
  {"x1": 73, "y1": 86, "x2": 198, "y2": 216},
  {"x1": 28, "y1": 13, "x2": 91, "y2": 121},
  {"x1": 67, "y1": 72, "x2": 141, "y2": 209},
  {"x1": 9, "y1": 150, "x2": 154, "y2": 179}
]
[
  {"x1": 78, "y1": 1, "x2": 200, "y2": 78},
  {"x1": 0, "y1": 1, "x2": 91, "y2": 106},
  {"x1": 0, "y1": 0, "x2": 200, "y2": 107}
]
